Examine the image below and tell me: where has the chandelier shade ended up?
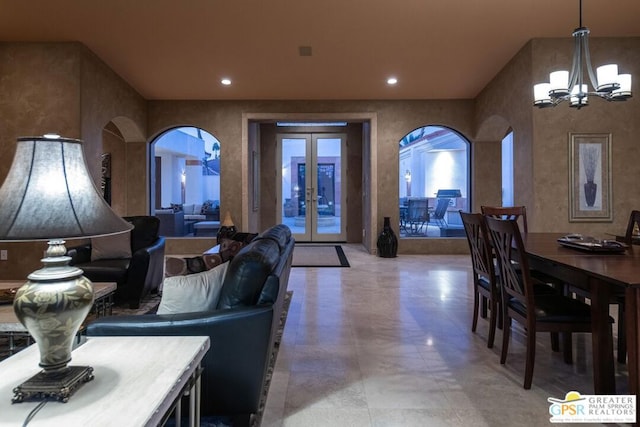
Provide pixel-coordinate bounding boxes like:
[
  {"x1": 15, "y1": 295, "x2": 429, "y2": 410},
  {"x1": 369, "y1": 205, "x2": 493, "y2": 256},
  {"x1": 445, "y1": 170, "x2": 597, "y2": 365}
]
[{"x1": 533, "y1": 0, "x2": 632, "y2": 109}]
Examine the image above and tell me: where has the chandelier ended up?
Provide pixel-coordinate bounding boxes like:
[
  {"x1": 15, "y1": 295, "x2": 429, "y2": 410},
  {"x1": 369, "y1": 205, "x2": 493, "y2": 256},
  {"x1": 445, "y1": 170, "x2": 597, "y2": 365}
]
[{"x1": 533, "y1": 0, "x2": 632, "y2": 109}]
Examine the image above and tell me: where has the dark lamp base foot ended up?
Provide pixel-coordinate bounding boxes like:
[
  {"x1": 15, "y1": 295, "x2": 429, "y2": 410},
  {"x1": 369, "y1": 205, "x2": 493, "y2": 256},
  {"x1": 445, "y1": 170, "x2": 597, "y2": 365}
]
[{"x1": 12, "y1": 365, "x2": 94, "y2": 403}]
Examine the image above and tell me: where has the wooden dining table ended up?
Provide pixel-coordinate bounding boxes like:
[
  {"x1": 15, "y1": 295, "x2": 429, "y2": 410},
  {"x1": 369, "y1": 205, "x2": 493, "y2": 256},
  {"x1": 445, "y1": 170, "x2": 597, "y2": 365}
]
[{"x1": 522, "y1": 233, "x2": 640, "y2": 397}]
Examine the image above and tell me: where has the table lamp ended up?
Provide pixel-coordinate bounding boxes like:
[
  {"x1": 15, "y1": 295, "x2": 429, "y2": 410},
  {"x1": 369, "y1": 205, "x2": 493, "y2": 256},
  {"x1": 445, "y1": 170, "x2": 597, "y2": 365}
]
[{"x1": 0, "y1": 135, "x2": 133, "y2": 403}]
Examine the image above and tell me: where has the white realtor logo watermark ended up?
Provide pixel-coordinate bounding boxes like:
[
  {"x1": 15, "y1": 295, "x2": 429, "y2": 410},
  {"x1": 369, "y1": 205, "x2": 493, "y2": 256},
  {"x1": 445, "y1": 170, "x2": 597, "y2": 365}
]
[{"x1": 548, "y1": 391, "x2": 636, "y2": 423}]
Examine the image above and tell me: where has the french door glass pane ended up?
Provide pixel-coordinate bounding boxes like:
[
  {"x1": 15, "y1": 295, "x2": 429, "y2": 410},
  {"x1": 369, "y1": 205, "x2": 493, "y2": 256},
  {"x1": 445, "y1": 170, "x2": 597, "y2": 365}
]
[{"x1": 315, "y1": 138, "x2": 341, "y2": 235}]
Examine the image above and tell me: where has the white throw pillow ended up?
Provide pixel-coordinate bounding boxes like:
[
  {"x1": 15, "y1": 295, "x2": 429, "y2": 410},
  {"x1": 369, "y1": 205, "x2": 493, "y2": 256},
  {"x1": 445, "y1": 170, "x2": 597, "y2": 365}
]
[
  {"x1": 90, "y1": 232, "x2": 132, "y2": 261},
  {"x1": 157, "y1": 261, "x2": 229, "y2": 315}
]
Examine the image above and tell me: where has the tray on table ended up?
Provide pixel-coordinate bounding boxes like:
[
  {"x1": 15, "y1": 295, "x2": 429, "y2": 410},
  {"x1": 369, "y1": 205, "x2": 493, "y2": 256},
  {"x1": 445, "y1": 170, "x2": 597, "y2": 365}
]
[{"x1": 557, "y1": 235, "x2": 628, "y2": 253}]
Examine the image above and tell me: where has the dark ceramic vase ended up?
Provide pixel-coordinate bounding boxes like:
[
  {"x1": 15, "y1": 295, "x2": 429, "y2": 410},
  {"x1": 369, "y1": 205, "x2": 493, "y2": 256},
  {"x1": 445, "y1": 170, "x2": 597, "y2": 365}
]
[
  {"x1": 377, "y1": 216, "x2": 398, "y2": 258},
  {"x1": 584, "y1": 181, "x2": 597, "y2": 207}
]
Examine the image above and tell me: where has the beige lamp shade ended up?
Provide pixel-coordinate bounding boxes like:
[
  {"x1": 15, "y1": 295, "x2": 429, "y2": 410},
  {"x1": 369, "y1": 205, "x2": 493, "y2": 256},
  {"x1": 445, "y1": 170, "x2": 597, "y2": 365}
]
[
  {"x1": 0, "y1": 135, "x2": 133, "y2": 403},
  {"x1": 0, "y1": 136, "x2": 132, "y2": 241}
]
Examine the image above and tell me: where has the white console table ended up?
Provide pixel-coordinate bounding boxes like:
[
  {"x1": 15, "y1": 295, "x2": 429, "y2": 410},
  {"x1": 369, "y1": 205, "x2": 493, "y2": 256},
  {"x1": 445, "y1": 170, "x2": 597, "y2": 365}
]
[{"x1": 0, "y1": 336, "x2": 210, "y2": 426}]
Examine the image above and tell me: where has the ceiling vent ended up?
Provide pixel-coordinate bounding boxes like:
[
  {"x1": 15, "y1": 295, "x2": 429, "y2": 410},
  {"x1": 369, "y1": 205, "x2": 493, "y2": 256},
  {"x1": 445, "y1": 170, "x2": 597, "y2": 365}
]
[{"x1": 298, "y1": 46, "x2": 312, "y2": 57}]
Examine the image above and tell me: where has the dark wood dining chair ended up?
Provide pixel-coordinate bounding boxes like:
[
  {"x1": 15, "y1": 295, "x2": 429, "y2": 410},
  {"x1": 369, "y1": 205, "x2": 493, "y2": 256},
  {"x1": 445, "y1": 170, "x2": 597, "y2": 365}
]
[
  {"x1": 481, "y1": 205, "x2": 528, "y2": 233},
  {"x1": 611, "y1": 209, "x2": 640, "y2": 363},
  {"x1": 460, "y1": 211, "x2": 501, "y2": 348},
  {"x1": 485, "y1": 216, "x2": 612, "y2": 389},
  {"x1": 624, "y1": 210, "x2": 640, "y2": 244},
  {"x1": 481, "y1": 206, "x2": 563, "y2": 303}
]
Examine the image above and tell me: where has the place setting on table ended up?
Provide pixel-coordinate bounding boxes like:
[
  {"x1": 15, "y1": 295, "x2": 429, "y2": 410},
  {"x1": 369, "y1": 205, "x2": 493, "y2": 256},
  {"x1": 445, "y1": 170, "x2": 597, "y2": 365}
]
[{"x1": 556, "y1": 233, "x2": 629, "y2": 253}]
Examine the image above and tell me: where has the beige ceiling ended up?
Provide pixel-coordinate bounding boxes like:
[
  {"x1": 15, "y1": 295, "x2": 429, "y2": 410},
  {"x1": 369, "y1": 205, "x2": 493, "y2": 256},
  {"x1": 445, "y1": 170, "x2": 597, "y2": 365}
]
[{"x1": 1, "y1": 0, "x2": 639, "y2": 100}]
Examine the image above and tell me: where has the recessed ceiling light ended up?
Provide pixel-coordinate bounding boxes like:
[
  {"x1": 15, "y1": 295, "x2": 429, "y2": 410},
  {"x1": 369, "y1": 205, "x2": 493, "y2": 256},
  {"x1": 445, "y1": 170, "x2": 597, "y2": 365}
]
[
  {"x1": 221, "y1": 78, "x2": 232, "y2": 86},
  {"x1": 387, "y1": 77, "x2": 398, "y2": 85}
]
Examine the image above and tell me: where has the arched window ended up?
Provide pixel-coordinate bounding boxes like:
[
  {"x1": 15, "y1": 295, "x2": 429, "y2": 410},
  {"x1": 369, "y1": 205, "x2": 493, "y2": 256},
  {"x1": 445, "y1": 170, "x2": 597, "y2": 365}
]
[
  {"x1": 150, "y1": 127, "x2": 221, "y2": 237},
  {"x1": 399, "y1": 125, "x2": 470, "y2": 238}
]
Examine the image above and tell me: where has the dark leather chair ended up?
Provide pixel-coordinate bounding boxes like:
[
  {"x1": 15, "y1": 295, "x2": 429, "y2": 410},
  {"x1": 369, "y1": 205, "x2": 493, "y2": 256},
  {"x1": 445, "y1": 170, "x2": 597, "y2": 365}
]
[
  {"x1": 68, "y1": 216, "x2": 166, "y2": 308},
  {"x1": 486, "y1": 216, "x2": 612, "y2": 389},
  {"x1": 87, "y1": 224, "x2": 295, "y2": 426}
]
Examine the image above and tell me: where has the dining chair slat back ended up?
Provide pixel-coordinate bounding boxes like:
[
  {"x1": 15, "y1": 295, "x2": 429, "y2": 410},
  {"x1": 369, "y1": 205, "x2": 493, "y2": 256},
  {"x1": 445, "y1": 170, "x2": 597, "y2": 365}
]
[
  {"x1": 485, "y1": 216, "x2": 604, "y2": 390},
  {"x1": 481, "y1": 205, "x2": 528, "y2": 234},
  {"x1": 624, "y1": 210, "x2": 640, "y2": 244},
  {"x1": 460, "y1": 211, "x2": 500, "y2": 348}
]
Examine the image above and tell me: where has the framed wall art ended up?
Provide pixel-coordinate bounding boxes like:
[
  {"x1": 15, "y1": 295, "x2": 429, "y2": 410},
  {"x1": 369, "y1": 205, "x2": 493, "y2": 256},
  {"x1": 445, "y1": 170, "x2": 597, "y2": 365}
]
[{"x1": 568, "y1": 133, "x2": 612, "y2": 222}]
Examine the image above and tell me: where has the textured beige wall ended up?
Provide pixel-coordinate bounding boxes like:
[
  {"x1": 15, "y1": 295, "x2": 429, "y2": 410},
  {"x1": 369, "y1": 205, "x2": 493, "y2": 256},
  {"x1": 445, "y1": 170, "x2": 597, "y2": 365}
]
[
  {"x1": 3, "y1": 37, "x2": 639, "y2": 279},
  {"x1": 0, "y1": 43, "x2": 83, "y2": 279},
  {"x1": 476, "y1": 37, "x2": 640, "y2": 235},
  {"x1": 472, "y1": 140, "x2": 503, "y2": 212},
  {"x1": 531, "y1": 37, "x2": 640, "y2": 234},
  {"x1": 79, "y1": 45, "x2": 147, "y2": 209},
  {"x1": 257, "y1": 123, "x2": 277, "y2": 230},
  {"x1": 102, "y1": 124, "x2": 127, "y2": 215},
  {"x1": 148, "y1": 100, "x2": 474, "y2": 254},
  {"x1": 0, "y1": 43, "x2": 82, "y2": 181},
  {"x1": 345, "y1": 123, "x2": 364, "y2": 242},
  {"x1": 475, "y1": 42, "x2": 535, "y2": 217},
  {"x1": 0, "y1": 42, "x2": 146, "y2": 279},
  {"x1": 126, "y1": 141, "x2": 149, "y2": 215}
]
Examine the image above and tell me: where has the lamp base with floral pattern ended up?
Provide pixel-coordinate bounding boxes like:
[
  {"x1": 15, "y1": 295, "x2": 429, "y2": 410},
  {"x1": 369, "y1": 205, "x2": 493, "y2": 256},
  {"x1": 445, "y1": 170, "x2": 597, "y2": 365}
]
[{"x1": 11, "y1": 240, "x2": 95, "y2": 403}]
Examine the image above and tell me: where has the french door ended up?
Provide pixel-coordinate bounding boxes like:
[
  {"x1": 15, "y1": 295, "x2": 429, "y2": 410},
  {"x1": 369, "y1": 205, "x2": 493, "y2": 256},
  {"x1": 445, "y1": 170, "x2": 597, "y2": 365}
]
[{"x1": 277, "y1": 133, "x2": 346, "y2": 242}]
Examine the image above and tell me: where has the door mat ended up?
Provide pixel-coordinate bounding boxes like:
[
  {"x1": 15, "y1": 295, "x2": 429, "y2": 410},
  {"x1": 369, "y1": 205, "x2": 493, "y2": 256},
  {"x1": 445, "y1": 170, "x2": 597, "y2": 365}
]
[{"x1": 292, "y1": 245, "x2": 350, "y2": 267}]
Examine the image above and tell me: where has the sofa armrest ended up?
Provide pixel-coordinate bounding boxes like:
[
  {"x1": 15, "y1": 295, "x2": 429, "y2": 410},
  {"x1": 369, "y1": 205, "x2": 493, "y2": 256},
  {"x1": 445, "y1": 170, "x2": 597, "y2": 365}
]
[
  {"x1": 122, "y1": 237, "x2": 166, "y2": 305},
  {"x1": 86, "y1": 305, "x2": 274, "y2": 417},
  {"x1": 144, "y1": 236, "x2": 166, "y2": 293},
  {"x1": 143, "y1": 236, "x2": 166, "y2": 257}
]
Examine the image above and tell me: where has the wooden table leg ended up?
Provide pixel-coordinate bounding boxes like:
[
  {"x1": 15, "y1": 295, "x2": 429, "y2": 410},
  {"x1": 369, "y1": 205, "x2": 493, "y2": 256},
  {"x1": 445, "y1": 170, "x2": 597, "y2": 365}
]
[
  {"x1": 590, "y1": 277, "x2": 616, "y2": 394},
  {"x1": 625, "y1": 288, "x2": 639, "y2": 398}
]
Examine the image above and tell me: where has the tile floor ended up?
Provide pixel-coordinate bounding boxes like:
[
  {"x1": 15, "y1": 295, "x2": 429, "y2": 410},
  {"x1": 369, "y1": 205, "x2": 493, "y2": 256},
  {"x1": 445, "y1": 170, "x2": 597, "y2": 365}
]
[{"x1": 261, "y1": 244, "x2": 630, "y2": 427}]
